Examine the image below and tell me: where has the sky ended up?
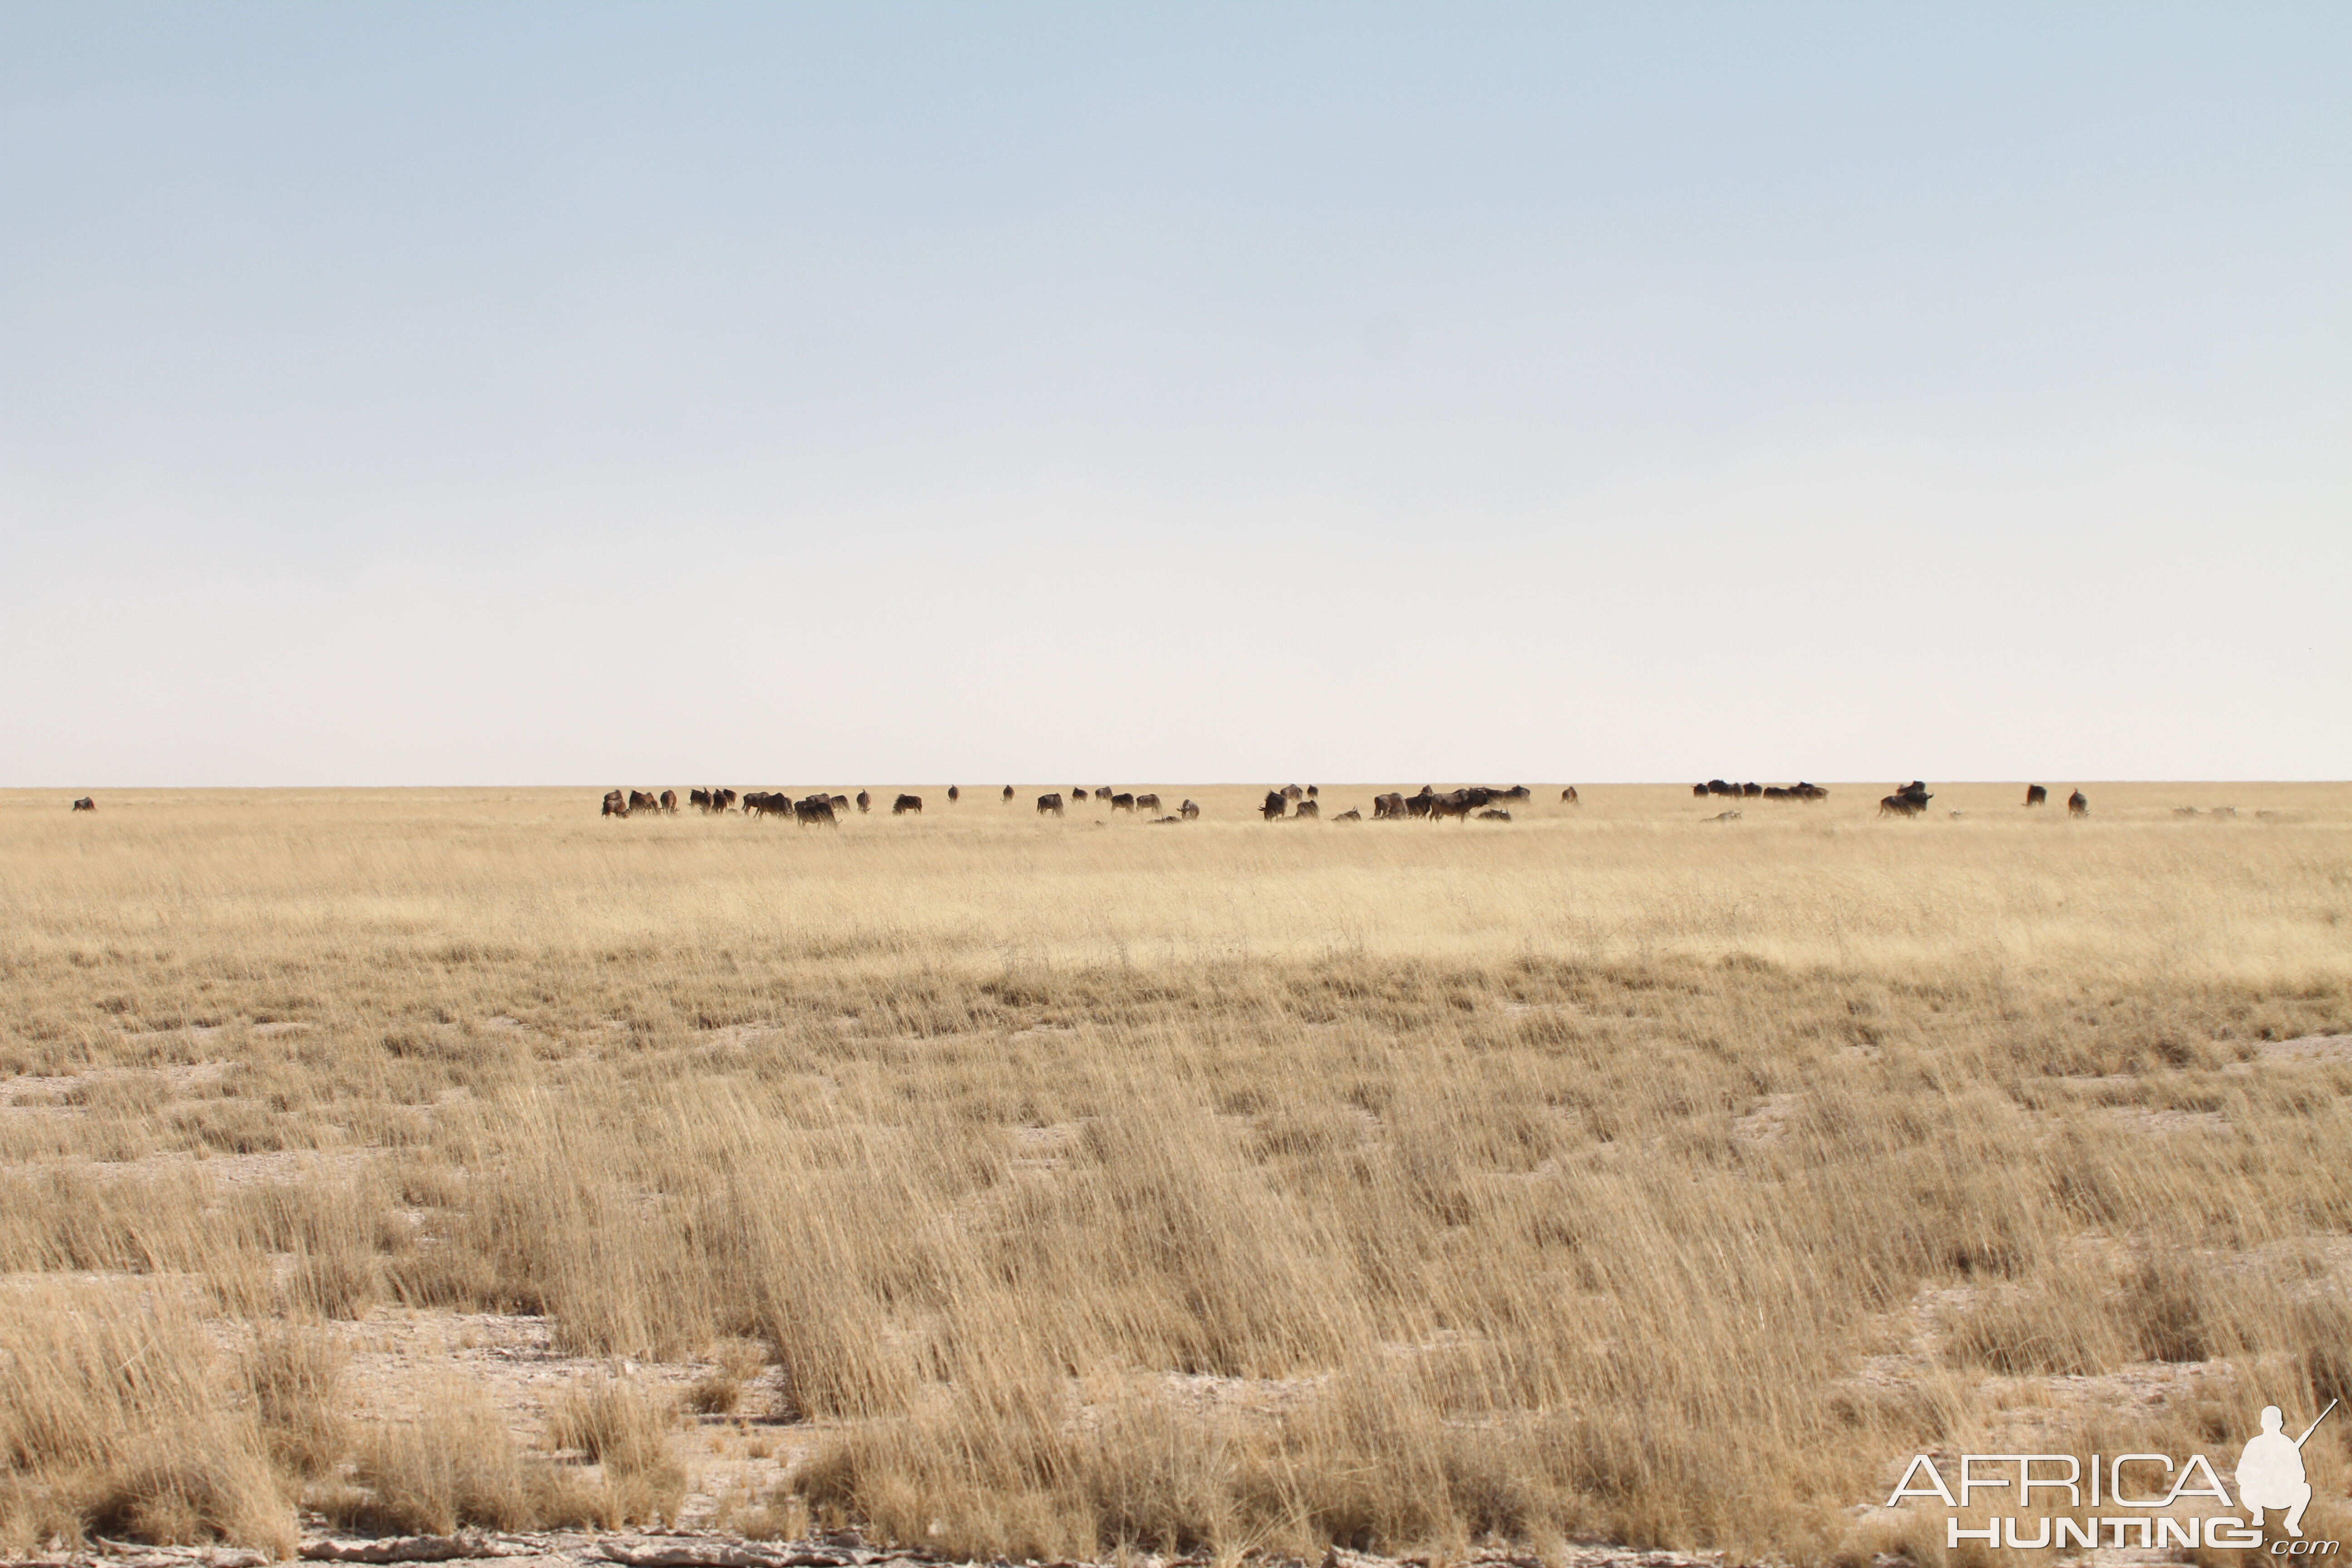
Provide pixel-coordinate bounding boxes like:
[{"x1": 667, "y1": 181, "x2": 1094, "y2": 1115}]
[{"x1": 3, "y1": 3, "x2": 2347, "y2": 786}]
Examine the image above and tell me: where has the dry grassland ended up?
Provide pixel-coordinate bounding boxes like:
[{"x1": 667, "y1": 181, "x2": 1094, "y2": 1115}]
[{"x1": 2, "y1": 781, "x2": 2349, "y2": 1563}]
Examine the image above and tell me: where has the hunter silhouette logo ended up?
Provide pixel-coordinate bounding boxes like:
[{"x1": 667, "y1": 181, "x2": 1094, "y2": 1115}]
[
  {"x1": 1885, "y1": 1400, "x2": 2339, "y2": 1551},
  {"x1": 2243, "y1": 1401, "x2": 2337, "y2": 1538}
]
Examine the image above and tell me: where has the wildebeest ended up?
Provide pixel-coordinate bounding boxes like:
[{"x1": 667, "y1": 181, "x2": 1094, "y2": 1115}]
[
  {"x1": 795, "y1": 796, "x2": 837, "y2": 827},
  {"x1": 1179, "y1": 799, "x2": 1200, "y2": 820},
  {"x1": 1294, "y1": 798, "x2": 1319, "y2": 819},
  {"x1": 947, "y1": 785, "x2": 960, "y2": 803},
  {"x1": 1476, "y1": 808, "x2": 1511, "y2": 821},
  {"x1": 740, "y1": 791, "x2": 775, "y2": 817},
  {"x1": 1878, "y1": 783, "x2": 1932, "y2": 818},
  {"x1": 1306, "y1": 785, "x2": 1318, "y2": 798},
  {"x1": 1333, "y1": 808, "x2": 1361, "y2": 821},
  {"x1": 1496, "y1": 786, "x2": 1532, "y2": 802},
  {"x1": 690, "y1": 789, "x2": 712, "y2": 812},
  {"x1": 1282, "y1": 784, "x2": 1304, "y2": 803},
  {"x1": 659, "y1": 789, "x2": 678, "y2": 813},
  {"x1": 602, "y1": 790, "x2": 628, "y2": 817},
  {"x1": 628, "y1": 790, "x2": 659, "y2": 813},
  {"x1": 1693, "y1": 783, "x2": 1710, "y2": 797},
  {"x1": 1110, "y1": 793, "x2": 1136, "y2": 813},
  {"x1": 1037, "y1": 792, "x2": 1064, "y2": 817},
  {"x1": 1073, "y1": 788, "x2": 1089, "y2": 801},
  {"x1": 1373, "y1": 792, "x2": 1406, "y2": 819},
  {"x1": 1135, "y1": 793, "x2": 1161, "y2": 813},
  {"x1": 1764, "y1": 782, "x2": 1829, "y2": 802},
  {"x1": 1429, "y1": 791, "x2": 1475, "y2": 822},
  {"x1": 1261, "y1": 790, "x2": 1287, "y2": 821},
  {"x1": 1003, "y1": 785, "x2": 1014, "y2": 802},
  {"x1": 71, "y1": 796, "x2": 94, "y2": 812},
  {"x1": 1405, "y1": 787, "x2": 1435, "y2": 819},
  {"x1": 855, "y1": 791, "x2": 871, "y2": 814},
  {"x1": 829, "y1": 794, "x2": 850, "y2": 812},
  {"x1": 1705, "y1": 779, "x2": 1739, "y2": 797},
  {"x1": 717, "y1": 788, "x2": 737, "y2": 812},
  {"x1": 1561, "y1": 787, "x2": 1579, "y2": 804},
  {"x1": 893, "y1": 794, "x2": 923, "y2": 815},
  {"x1": 2026, "y1": 784, "x2": 2048, "y2": 807},
  {"x1": 1741, "y1": 783, "x2": 1762, "y2": 798},
  {"x1": 2068, "y1": 790, "x2": 2089, "y2": 818}
]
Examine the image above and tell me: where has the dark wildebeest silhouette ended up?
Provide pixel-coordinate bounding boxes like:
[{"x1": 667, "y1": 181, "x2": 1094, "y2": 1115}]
[
  {"x1": 628, "y1": 790, "x2": 659, "y2": 813},
  {"x1": 740, "y1": 791, "x2": 773, "y2": 817},
  {"x1": 1763, "y1": 786, "x2": 1790, "y2": 800},
  {"x1": 1003, "y1": 785, "x2": 1014, "y2": 802},
  {"x1": 71, "y1": 796, "x2": 94, "y2": 812},
  {"x1": 2026, "y1": 785, "x2": 2048, "y2": 807},
  {"x1": 1110, "y1": 793, "x2": 1136, "y2": 813},
  {"x1": 1561, "y1": 787, "x2": 1579, "y2": 804},
  {"x1": 1693, "y1": 784, "x2": 1710, "y2": 797},
  {"x1": 1135, "y1": 793, "x2": 1161, "y2": 813},
  {"x1": 1405, "y1": 788, "x2": 1435, "y2": 819},
  {"x1": 893, "y1": 794, "x2": 923, "y2": 815},
  {"x1": 1429, "y1": 790, "x2": 1476, "y2": 822},
  {"x1": 602, "y1": 790, "x2": 628, "y2": 817},
  {"x1": 947, "y1": 785, "x2": 960, "y2": 803},
  {"x1": 795, "y1": 797, "x2": 837, "y2": 827},
  {"x1": 855, "y1": 791, "x2": 871, "y2": 814},
  {"x1": 1742, "y1": 783, "x2": 1762, "y2": 798},
  {"x1": 1306, "y1": 785, "x2": 1318, "y2": 798},
  {"x1": 660, "y1": 789, "x2": 678, "y2": 813},
  {"x1": 1261, "y1": 790, "x2": 1287, "y2": 821},
  {"x1": 828, "y1": 794, "x2": 850, "y2": 812},
  {"x1": 1282, "y1": 784, "x2": 1304, "y2": 803},
  {"x1": 1706, "y1": 779, "x2": 1739, "y2": 797},
  {"x1": 690, "y1": 789, "x2": 712, "y2": 812},
  {"x1": 1179, "y1": 799, "x2": 1200, "y2": 820},
  {"x1": 1373, "y1": 792, "x2": 1406, "y2": 819},
  {"x1": 1073, "y1": 788, "x2": 1089, "y2": 801},
  {"x1": 1293, "y1": 798, "x2": 1319, "y2": 820},
  {"x1": 1477, "y1": 808, "x2": 1511, "y2": 821},
  {"x1": 1878, "y1": 784, "x2": 1932, "y2": 818},
  {"x1": 1792, "y1": 783, "x2": 1828, "y2": 801},
  {"x1": 1496, "y1": 786, "x2": 1532, "y2": 802},
  {"x1": 717, "y1": 788, "x2": 737, "y2": 811},
  {"x1": 2068, "y1": 790, "x2": 2089, "y2": 818},
  {"x1": 1037, "y1": 792, "x2": 1065, "y2": 817}
]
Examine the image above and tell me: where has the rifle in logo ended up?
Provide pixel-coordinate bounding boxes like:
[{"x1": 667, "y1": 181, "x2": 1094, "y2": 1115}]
[{"x1": 2242, "y1": 1400, "x2": 2337, "y2": 1538}]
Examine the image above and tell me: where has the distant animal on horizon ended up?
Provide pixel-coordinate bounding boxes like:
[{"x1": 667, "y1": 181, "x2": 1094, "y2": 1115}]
[
  {"x1": 1073, "y1": 788, "x2": 1089, "y2": 801},
  {"x1": 2068, "y1": 790, "x2": 2089, "y2": 818},
  {"x1": 1179, "y1": 799, "x2": 1200, "y2": 819},
  {"x1": 1374, "y1": 792, "x2": 1406, "y2": 819},
  {"x1": 855, "y1": 791, "x2": 871, "y2": 814},
  {"x1": 1878, "y1": 783, "x2": 1932, "y2": 818},
  {"x1": 627, "y1": 790, "x2": 659, "y2": 814},
  {"x1": 794, "y1": 796, "x2": 837, "y2": 827},
  {"x1": 602, "y1": 790, "x2": 627, "y2": 817},
  {"x1": 892, "y1": 794, "x2": 922, "y2": 815},
  {"x1": 70, "y1": 796, "x2": 94, "y2": 812},
  {"x1": 1477, "y1": 808, "x2": 1511, "y2": 821},
  {"x1": 2026, "y1": 784, "x2": 2048, "y2": 807},
  {"x1": 1003, "y1": 785, "x2": 1014, "y2": 802},
  {"x1": 659, "y1": 790, "x2": 677, "y2": 813},
  {"x1": 1110, "y1": 793, "x2": 1136, "y2": 813},
  {"x1": 1261, "y1": 790, "x2": 1287, "y2": 821},
  {"x1": 1135, "y1": 793, "x2": 1161, "y2": 813},
  {"x1": 1283, "y1": 784, "x2": 1304, "y2": 803},
  {"x1": 690, "y1": 789, "x2": 711, "y2": 812},
  {"x1": 1333, "y1": 808, "x2": 1361, "y2": 821},
  {"x1": 1293, "y1": 798, "x2": 1319, "y2": 819},
  {"x1": 1037, "y1": 792, "x2": 1064, "y2": 817},
  {"x1": 829, "y1": 794, "x2": 850, "y2": 812},
  {"x1": 947, "y1": 785, "x2": 960, "y2": 803},
  {"x1": 1561, "y1": 787, "x2": 1578, "y2": 804},
  {"x1": 1712, "y1": 809, "x2": 1743, "y2": 823}
]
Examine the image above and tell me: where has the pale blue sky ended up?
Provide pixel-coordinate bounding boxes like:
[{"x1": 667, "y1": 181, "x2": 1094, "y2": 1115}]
[{"x1": 4, "y1": 4, "x2": 2346, "y2": 785}]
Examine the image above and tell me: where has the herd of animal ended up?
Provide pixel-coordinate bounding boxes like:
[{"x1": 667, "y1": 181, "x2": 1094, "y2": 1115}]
[{"x1": 592, "y1": 779, "x2": 2104, "y2": 824}]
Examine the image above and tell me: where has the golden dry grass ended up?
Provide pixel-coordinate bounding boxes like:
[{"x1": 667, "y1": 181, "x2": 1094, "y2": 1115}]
[{"x1": 0, "y1": 781, "x2": 2347, "y2": 1560}]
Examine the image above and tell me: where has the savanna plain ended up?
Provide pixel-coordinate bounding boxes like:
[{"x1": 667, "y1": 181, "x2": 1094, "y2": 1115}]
[{"x1": 3, "y1": 782, "x2": 2349, "y2": 1566}]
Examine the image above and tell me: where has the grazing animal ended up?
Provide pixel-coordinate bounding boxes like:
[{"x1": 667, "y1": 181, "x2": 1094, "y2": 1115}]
[
  {"x1": 1712, "y1": 809, "x2": 1743, "y2": 823},
  {"x1": 1476, "y1": 808, "x2": 1511, "y2": 821},
  {"x1": 1792, "y1": 783, "x2": 1828, "y2": 801},
  {"x1": 689, "y1": 789, "x2": 712, "y2": 812},
  {"x1": 1706, "y1": 779, "x2": 1738, "y2": 797},
  {"x1": 70, "y1": 796, "x2": 95, "y2": 812},
  {"x1": 794, "y1": 797, "x2": 837, "y2": 827},
  {"x1": 740, "y1": 791, "x2": 772, "y2": 817},
  {"x1": 1742, "y1": 783, "x2": 1762, "y2": 798},
  {"x1": 1110, "y1": 793, "x2": 1136, "y2": 813},
  {"x1": 1261, "y1": 790, "x2": 1287, "y2": 821},
  {"x1": 1373, "y1": 792, "x2": 1406, "y2": 819},
  {"x1": 1306, "y1": 785, "x2": 1318, "y2": 798},
  {"x1": 1073, "y1": 788, "x2": 1089, "y2": 801},
  {"x1": 893, "y1": 794, "x2": 923, "y2": 815},
  {"x1": 1180, "y1": 799, "x2": 1200, "y2": 819},
  {"x1": 602, "y1": 790, "x2": 628, "y2": 817},
  {"x1": 628, "y1": 790, "x2": 659, "y2": 813},
  {"x1": 717, "y1": 789, "x2": 737, "y2": 812},
  {"x1": 1333, "y1": 808, "x2": 1361, "y2": 821},
  {"x1": 1294, "y1": 798, "x2": 1319, "y2": 819},
  {"x1": 659, "y1": 789, "x2": 678, "y2": 813},
  {"x1": 1496, "y1": 786, "x2": 1532, "y2": 803},
  {"x1": 1878, "y1": 784, "x2": 1932, "y2": 818},
  {"x1": 1003, "y1": 785, "x2": 1015, "y2": 802},
  {"x1": 1037, "y1": 792, "x2": 1065, "y2": 817},
  {"x1": 1282, "y1": 784, "x2": 1304, "y2": 803},
  {"x1": 2068, "y1": 790, "x2": 2089, "y2": 818},
  {"x1": 1135, "y1": 793, "x2": 1161, "y2": 813},
  {"x1": 1693, "y1": 784, "x2": 1710, "y2": 797},
  {"x1": 2026, "y1": 784, "x2": 2048, "y2": 807},
  {"x1": 1762, "y1": 786, "x2": 1790, "y2": 800},
  {"x1": 855, "y1": 791, "x2": 871, "y2": 814},
  {"x1": 1405, "y1": 788, "x2": 1435, "y2": 818},
  {"x1": 948, "y1": 785, "x2": 960, "y2": 803},
  {"x1": 1561, "y1": 787, "x2": 1579, "y2": 804},
  {"x1": 829, "y1": 794, "x2": 850, "y2": 812},
  {"x1": 1429, "y1": 791, "x2": 1474, "y2": 822}
]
